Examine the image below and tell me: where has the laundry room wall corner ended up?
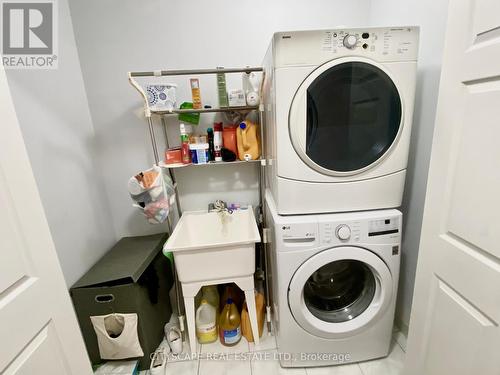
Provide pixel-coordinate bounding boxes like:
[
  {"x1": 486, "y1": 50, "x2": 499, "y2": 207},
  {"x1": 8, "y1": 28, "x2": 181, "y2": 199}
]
[
  {"x1": 369, "y1": 0, "x2": 450, "y2": 332},
  {"x1": 5, "y1": 0, "x2": 117, "y2": 287}
]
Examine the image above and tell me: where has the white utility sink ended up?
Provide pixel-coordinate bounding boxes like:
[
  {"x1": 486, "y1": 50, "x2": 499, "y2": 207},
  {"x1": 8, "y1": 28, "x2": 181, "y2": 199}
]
[{"x1": 163, "y1": 207, "x2": 261, "y2": 283}]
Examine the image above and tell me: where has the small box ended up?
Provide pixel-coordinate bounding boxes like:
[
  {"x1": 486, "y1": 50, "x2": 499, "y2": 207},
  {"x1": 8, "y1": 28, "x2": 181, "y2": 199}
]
[
  {"x1": 165, "y1": 147, "x2": 182, "y2": 164},
  {"x1": 70, "y1": 234, "x2": 173, "y2": 371},
  {"x1": 189, "y1": 143, "x2": 209, "y2": 164},
  {"x1": 228, "y1": 89, "x2": 246, "y2": 107}
]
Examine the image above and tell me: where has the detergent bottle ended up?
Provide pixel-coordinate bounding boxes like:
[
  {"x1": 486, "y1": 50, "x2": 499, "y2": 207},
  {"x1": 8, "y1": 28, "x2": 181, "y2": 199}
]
[
  {"x1": 219, "y1": 298, "x2": 242, "y2": 346},
  {"x1": 236, "y1": 121, "x2": 261, "y2": 161},
  {"x1": 196, "y1": 299, "x2": 217, "y2": 344}
]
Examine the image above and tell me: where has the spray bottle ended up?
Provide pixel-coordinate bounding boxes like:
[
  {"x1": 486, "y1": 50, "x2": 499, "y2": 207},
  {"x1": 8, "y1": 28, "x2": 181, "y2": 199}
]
[{"x1": 180, "y1": 123, "x2": 191, "y2": 164}]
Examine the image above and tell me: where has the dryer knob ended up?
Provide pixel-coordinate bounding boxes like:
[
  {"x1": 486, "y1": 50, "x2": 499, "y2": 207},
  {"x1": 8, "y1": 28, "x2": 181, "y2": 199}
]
[
  {"x1": 343, "y1": 34, "x2": 358, "y2": 49},
  {"x1": 336, "y1": 225, "x2": 351, "y2": 240}
]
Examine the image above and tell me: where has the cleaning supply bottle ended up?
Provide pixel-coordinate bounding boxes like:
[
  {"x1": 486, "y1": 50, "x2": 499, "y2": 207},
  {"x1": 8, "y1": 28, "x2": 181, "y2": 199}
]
[
  {"x1": 236, "y1": 121, "x2": 261, "y2": 161},
  {"x1": 219, "y1": 298, "x2": 241, "y2": 346},
  {"x1": 222, "y1": 125, "x2": 238, "y2": 154},
  {"x1": 213, "y1": 122, "x2": 223, "y2": 162},
  {"x1": 201, "y1": 286, "x2": 220, "y2": 313},
  {"x1": 207, "y1": 127, "x2": 215, "y2": 162},
  {"x1": 180, "y1": 123, "x2": 191, "y2": 164},
  {"x1": 196, "y1": 300, "x2": 217, "y2": 344}
]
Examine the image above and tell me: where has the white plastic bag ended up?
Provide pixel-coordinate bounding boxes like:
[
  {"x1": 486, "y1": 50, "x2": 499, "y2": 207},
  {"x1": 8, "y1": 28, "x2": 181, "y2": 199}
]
[
  {"x1": 128, "y1": 166, "x2": 175, "y2": 224},
  {"x1": 90, "y1": 313, "x2": 144, "y2": 360}
]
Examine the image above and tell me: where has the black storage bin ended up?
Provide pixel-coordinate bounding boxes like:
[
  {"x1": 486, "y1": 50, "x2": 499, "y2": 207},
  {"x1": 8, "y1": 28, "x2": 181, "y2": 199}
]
[{"x1": 70, "y1": 233, "x2": 173, "y2": 371}]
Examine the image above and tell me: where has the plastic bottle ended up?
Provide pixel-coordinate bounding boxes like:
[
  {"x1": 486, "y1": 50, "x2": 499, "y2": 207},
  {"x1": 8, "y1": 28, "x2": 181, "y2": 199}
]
[
  {"x1": 196, "y1": 300, "x2": 217, "y2": 344},
  {"x1": 180, "y1": 123, "x2": 191, "y2": 164},
  {"x1": 222, "y1": 125, "x2": 238, "y2": 154},
  {"x1": 219, "y1": 298, "x2": 242, "y2": 346},
  {"x1": 213, "y1": 122, "x2": 223, "y2": 162},
  {"x1": 201, "y1": 286, "x2": 220, "y2": 313},
  {"x1": 236, "y1": 121, "x2": 261, "y2": 161},
  {"x1": 207, "y1": 127, "x2": 215, "y2": 162}
]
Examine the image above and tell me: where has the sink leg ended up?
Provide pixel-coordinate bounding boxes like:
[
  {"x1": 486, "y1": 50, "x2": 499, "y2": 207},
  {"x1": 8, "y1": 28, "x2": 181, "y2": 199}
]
[
  {"x1": 184, "y1": 296, "x2": 197, "y2": 354},
  {"x1": 244, "y1": 289, "x2": 260, "y2": 346}
]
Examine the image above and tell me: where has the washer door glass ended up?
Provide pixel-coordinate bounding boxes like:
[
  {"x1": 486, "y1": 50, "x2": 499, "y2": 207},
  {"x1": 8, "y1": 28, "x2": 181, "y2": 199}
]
[
  {"x1": 304, "y1": 61, "x2": 402, "y2": 173},
  {"x1": 287, "y1": 246, "x2": 393, "y2": 338},
  {"x1": 304, "y1": 260, "x2": 376, "y2": 323}
]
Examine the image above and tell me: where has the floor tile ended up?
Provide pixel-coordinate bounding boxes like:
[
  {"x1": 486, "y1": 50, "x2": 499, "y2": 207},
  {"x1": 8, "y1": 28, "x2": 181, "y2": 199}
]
[
  {"x1": 305, "y1": 363, "x2": 364, "y2": 375},
  {"x1": 251, "y1": 350, "x2": 307, "y2": 375},
  {"x1": 199, "y1": 358, "x2": 251, "y2": 375},
  {"x1": 200, "y1": 336, "x2": 250, "y2": 356},
  {"x1": 248, "y1": 328, "x2": 277, "y2": 352},
  {"x1": 358, "y1": 341, "x2": 405, "y2": 375},
  {"x1": 165, "y1": 359, "x2": 199, "y2": 375},
  {"x1": 166, "y1": 340, "x2": 200, "y2": 363}
]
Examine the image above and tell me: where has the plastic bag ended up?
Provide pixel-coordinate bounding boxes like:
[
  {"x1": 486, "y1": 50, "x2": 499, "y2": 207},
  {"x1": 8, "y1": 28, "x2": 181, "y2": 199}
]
[{"x1": 128, "y1": 166, "x2": 175, "y2": 224}]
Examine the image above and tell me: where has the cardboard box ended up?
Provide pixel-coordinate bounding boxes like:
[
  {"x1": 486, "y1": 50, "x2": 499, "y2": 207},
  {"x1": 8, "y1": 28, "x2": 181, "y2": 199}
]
[{"x1": 70, "y1": 234, "x2": 173, "y2": 371}]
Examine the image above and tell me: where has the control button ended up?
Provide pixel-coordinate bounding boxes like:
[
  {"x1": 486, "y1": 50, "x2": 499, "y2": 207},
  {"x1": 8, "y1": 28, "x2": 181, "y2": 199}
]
[
  {"x1": 362, "y1": 43, "x2": 368, "y2": 49},
  {"x1": 336, "y1": 225, "x2": 351, "y2": 240},
  {"x1": 362, "y1": 32, "x2": 370, "y2": 39},
  {"x1": 343, "y1": 34, "x2": 358, "y2": 49}
]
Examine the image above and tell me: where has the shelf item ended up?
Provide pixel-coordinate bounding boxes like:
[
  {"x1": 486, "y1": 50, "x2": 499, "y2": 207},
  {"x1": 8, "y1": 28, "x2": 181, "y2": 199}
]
[
  {"x1": 150, "y1": 105, "x2": 259, "y2": 115},
  {"x1": 130, "y1": 67, "x2": 262, "y2": 78},
  {"x1": 158, "y1": 159, "x2": 261, "y2": 169}
]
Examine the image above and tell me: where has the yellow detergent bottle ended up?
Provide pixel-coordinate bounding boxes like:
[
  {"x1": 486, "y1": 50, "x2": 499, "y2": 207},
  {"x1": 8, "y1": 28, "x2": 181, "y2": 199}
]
[
  {"x1": 236, "y1": 121, "x2": 261, "y2": 161},
  {"x1": 196, "y1": 299, "x2": 217, "y2": 344},
  {"x1": 219, "y1": 298, "x2": 242, "y2": 346}
]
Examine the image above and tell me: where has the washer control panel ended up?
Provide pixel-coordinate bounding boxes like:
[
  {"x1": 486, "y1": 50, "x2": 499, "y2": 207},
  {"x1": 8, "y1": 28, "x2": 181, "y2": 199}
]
[
  {"x1": 318, "y1": 212, "x2": 401, "y2": 245},
  {"x1": 279, "y1": 222, "x2": 318, "y2": 249},
  {"x1": 336, "y1": 224, "x2": 351, "y2": 240}
]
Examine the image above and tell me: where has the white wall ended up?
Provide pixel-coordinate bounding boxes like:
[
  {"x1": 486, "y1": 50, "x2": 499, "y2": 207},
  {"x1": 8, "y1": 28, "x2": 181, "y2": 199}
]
[
  {"x1": 5, "y1": 0, "x2": 116, "y2": 286},
  {"x1": 68, "y1": 0, "x2": 370, "y2": 237},
  {"x1": 6, "y1": 0, "x2": 448, "y2": 325},
  {"x1": 369, "y1": 0, "x2": 450, "y2": 331}
]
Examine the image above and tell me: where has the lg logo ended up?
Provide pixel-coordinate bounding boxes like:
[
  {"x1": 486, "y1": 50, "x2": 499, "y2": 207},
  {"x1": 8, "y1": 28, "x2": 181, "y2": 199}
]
[{"x1": 1, "y1": 1, "x2": 57, "y2": 68}]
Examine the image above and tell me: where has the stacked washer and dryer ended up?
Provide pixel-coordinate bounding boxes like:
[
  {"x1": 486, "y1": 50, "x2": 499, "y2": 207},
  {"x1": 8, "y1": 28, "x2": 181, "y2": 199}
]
[{"x1": 262, "y1": 27, "x2": 419, "y2": 367}]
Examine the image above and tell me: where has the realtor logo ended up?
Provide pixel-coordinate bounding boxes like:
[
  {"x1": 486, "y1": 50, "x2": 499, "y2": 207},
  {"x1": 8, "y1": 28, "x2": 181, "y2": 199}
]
[{"x1": 1, "y1": 1, "x2": 58, "y2": 68}]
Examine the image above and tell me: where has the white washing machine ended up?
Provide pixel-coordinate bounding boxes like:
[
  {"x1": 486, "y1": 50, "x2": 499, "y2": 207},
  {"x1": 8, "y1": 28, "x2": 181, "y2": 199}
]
[
  {"x1": 265, "y1": 191, "x2": 401, "y2": 367},
  {"x1": 262, "y1": 27, "x2": 419, "y2": 215}
]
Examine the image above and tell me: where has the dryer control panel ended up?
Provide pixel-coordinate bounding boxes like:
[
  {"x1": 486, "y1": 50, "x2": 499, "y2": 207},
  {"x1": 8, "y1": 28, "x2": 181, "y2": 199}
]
[{"x1": 273, "y1": 26, "x2": 419, "y2": 67}]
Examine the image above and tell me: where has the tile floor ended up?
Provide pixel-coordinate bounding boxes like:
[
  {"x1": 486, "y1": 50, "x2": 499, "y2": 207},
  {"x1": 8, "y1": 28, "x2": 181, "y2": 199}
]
[{"x1": 140, "y1": 328, "x2": 407, "y2": 375}]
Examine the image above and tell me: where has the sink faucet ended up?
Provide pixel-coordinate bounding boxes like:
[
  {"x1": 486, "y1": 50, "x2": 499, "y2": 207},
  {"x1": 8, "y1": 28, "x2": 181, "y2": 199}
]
[{"x1": 209, "y1": 200, "x2": 233, "y2": 214}]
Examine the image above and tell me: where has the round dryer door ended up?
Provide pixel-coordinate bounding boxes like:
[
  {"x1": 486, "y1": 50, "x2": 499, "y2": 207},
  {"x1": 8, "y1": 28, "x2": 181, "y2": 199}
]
[
  {"x1": 288, "y1": 246, "x2": 393, "y2": 339},
  {"x1": 289, "y1": 57, "x2": 403, "y2": 176}
]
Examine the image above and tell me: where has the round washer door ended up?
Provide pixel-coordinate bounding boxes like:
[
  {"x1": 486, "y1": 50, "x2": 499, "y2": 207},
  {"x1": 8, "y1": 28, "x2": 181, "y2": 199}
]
[
  {"x1": 288, "y1": 246, "x2": 393, "y2": 339},
  {"x1": 289, "y1": 57, "x2": 403, "y2": 176}
]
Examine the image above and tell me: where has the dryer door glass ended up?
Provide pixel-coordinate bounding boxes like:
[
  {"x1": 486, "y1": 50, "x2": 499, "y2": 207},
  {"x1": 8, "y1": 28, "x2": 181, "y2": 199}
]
[
  {"x1": 306, "y1": 62, "x2": 402, "y2": 172},
  {"x1": 303, "y1": 259, "x2": 376, "y2": 323}
]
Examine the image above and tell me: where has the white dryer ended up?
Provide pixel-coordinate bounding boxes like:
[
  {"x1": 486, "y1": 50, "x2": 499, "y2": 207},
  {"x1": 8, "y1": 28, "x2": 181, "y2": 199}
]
[
  {"x1": 265, "y1": 191, "x2": 401, "y2": 367},
  {"x1": 262, "y1": 27, "x2": 419, "y2": 215}
]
